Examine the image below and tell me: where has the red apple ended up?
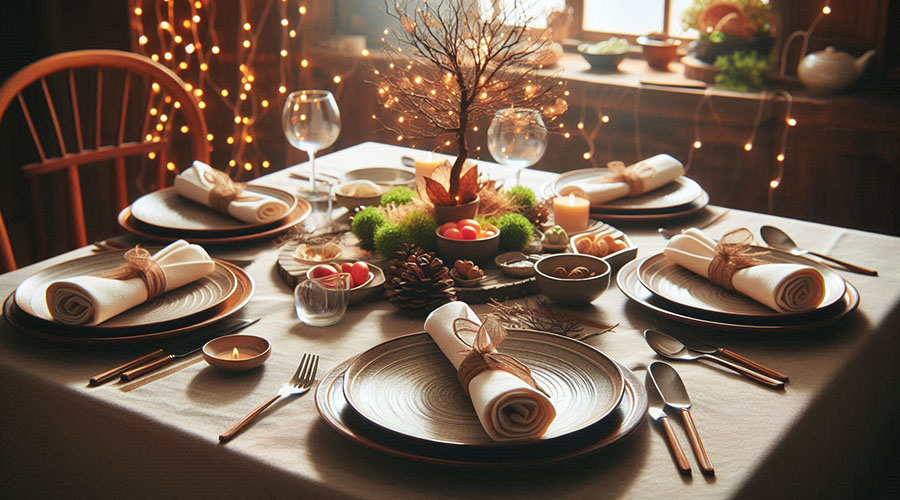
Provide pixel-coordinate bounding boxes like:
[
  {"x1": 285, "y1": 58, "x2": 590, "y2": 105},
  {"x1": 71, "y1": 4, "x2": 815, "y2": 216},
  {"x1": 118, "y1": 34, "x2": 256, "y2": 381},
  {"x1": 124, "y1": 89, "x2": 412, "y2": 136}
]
[
  {"x1": 350, "y1": 261, "x2": 370, "y2": 288},
  {"x1": 438, "y1": 222, "x2": 458, "y2": 234},
  {"x1": 460, "y1": 226, "x2": 478, "y2": 240},
  {"x1": 340, "y1": 262, "x2": 354, "y2": 274},
  {"x1": 443, "y1": 228, "x2": 462, "y2": 240},
  {"x1": 310, "y1": 264, "x2": 338, "y2": 279}
]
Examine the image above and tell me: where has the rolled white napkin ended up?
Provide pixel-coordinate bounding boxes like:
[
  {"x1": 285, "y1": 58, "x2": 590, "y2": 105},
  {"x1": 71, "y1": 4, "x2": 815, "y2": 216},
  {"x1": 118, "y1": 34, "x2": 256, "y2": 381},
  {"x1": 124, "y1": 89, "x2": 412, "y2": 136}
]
[
  {"x1": 663, "y1": 228, "x2": 826, "y2": 313},
  {"x1": 46, "y1": 240, "x2": 216, "y2": 326},
  {"x1": 424, "y1": 302, "x2": 556, "y2": 442},
  {"x1": 174, "y1": 160, "x2": 289, "y2": 223},
  {"x1": 559, "y1": 154, "x2": 684, "y2": 205}
]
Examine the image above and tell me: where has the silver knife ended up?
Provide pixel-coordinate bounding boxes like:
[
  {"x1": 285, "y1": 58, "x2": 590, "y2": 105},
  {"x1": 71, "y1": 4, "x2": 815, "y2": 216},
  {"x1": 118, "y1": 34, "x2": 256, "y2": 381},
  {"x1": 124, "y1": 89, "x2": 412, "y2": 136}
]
[
  {"x1": 90, "y1": 318, "x2": 260, "y2": 385},
  {"x1": 645, "y1": 374, "x2": 691, "y2": 474}
]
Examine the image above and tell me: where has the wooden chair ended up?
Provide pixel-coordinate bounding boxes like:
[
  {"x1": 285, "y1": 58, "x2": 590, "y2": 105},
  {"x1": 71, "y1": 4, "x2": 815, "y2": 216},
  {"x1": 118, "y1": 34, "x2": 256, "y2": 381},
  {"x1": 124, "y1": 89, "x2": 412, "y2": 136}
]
[{"x1": 0, "y1": 49, "x2": 210, "y2": 272}]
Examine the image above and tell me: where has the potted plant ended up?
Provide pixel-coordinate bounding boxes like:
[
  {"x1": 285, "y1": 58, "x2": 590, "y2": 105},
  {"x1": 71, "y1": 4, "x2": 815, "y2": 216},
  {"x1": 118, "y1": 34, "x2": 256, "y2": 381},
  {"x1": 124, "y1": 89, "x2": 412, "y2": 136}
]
[{"x1": 683, "y1": 0, "x2": 775, "y2": 64}]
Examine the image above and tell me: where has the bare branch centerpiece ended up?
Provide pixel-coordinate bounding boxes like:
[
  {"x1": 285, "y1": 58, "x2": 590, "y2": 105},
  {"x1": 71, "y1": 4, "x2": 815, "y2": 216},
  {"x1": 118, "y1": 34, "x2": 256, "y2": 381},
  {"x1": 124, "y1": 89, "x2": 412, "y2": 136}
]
[{"x1": 374, "y1": 0, "x2": 568, "y2": 223}]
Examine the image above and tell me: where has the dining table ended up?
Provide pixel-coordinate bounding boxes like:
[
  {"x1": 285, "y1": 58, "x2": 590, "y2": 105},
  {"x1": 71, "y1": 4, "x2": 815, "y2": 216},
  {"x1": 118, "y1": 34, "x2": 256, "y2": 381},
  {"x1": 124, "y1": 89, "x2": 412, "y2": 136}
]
[{"x1": 1, "y1": 141, "x2": 898, "y2": 499}]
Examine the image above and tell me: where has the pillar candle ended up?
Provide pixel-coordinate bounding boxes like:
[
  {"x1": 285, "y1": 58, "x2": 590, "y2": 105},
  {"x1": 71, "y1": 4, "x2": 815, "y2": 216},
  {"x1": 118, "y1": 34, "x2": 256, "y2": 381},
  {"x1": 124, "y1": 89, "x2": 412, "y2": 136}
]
[
  {"x1": 553, "y1": 194, "x2": 590, "y2": 233},
  {"x1": 414, "y1": 152, "x2": 445, "y2": 185}
]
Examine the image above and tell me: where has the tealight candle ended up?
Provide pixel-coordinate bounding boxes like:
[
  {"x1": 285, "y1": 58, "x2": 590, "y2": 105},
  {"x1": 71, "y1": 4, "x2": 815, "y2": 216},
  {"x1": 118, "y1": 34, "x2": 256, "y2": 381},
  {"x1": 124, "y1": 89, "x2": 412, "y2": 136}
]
[
  {"x1": 414, "y1": 152, "x2": 444, "y2": 186},
  {"x1": 553, "y1": 194, "x2": 590, "y2": 233},
  {"x1": 203, "y1": 334, "x2": 271, "y2": 371}
]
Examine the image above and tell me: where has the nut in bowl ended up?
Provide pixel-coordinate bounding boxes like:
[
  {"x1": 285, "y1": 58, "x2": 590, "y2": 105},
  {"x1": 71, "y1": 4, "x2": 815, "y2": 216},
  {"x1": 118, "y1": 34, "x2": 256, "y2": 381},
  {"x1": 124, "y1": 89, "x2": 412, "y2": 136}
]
[
  {"x1": 450, "y1": 260, "x2": 485, "y2": 287},
  {"x1": 569, "y1": 229, "x2": 637, "y2": 275},
  {"x1": 435, "y1": 219, "x2": 500, "y2": 264},
  {"x1": 535, "y1": 254, "x2": 611, "y2": 305}
]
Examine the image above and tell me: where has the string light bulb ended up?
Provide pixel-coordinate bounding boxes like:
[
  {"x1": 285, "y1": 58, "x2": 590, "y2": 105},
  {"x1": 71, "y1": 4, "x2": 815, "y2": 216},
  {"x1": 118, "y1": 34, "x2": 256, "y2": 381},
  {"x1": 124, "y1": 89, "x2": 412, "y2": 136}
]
[
  {"x1": 744, "y1": 143, "x2": 753, "y2": 151},
  {"x1": 693, "y1": 140, "x2": 702, "y2": 149}
]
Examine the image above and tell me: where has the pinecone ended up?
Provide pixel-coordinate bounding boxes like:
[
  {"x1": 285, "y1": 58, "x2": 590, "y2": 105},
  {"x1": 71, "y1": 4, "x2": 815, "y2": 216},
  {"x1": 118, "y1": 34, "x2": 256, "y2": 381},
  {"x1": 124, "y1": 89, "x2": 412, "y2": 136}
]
[
  {"x1": 526, "y1": 199, "x2": 550, "y2": 226},
  {"x1": 385, "y1": 244, "x2": 456, "y2": 314}
]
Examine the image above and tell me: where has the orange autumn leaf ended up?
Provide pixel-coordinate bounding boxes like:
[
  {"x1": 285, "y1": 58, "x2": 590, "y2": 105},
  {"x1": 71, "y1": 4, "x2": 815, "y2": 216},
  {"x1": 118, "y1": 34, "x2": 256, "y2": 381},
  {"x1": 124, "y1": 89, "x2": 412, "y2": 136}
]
[
  {"x1": 424, "y1": 176, "x2": 452, "y2": 205},
  {"x1": 458, "y1": 164, "x2": 478, "y2": 203}
]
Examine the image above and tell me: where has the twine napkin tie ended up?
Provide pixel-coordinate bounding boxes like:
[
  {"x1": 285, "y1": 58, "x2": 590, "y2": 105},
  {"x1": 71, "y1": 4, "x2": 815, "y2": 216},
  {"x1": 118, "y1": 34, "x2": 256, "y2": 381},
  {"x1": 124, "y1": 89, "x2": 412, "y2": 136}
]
[
  {"x1": 202, "y1": 169, "x2": 259, "y2": 214},
  {"x1": 601, "y1": 160, "x2": 657, "y2": 196},
  {"x1": 101, "y1": 246, "x2": 167, "y2": 300},
  {"x1": 453, "y1": 316, "x2": 547, "y2": 397},
  {"x1": 708, "y1": 228, "x2": 768, "y2": 291}
]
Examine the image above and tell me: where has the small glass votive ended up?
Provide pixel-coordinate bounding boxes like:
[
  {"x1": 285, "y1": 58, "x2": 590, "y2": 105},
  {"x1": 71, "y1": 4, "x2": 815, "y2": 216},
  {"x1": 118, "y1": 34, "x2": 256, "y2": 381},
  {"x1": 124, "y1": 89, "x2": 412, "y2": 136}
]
[{"x1": 294, "y1": 273, "x2": 350, "y2": 326}]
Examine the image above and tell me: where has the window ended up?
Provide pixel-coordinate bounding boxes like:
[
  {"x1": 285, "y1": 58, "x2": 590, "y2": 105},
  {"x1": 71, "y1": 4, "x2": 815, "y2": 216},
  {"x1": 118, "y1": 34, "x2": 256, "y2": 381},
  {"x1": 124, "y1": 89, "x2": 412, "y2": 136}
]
[
  {"x1": 477, "y1": 1, "x2": 698, "y2": 40},
  {"x1": 569, "y1": 0, "x2": 698, "y2": 40}
]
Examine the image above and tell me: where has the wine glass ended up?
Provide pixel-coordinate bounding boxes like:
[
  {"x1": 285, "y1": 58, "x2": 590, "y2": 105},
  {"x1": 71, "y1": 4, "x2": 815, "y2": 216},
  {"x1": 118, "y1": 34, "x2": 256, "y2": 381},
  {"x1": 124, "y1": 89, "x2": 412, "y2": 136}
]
[
  {"x1": 282, "y1": 90, "x2": 341, "y2": 200},
  {"x1": 486, "y1": 108, "x2": 548, "y2": 186}
]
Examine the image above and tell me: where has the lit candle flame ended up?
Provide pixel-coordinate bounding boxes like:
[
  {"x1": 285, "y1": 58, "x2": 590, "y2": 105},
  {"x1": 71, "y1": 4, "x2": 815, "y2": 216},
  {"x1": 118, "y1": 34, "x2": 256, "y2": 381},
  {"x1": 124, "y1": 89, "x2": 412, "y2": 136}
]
[{"x1": 232, "y1": 347, "x2": 240, "y2": 358}]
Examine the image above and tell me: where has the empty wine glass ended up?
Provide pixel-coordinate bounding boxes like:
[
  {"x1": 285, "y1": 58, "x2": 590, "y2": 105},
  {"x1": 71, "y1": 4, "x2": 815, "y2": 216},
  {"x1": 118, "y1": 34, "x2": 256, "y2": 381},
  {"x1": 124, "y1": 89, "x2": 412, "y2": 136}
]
[
  {"x1": 487, "y1": 108, "x2": 548, "y2": 186},
  {"x1": 282, "y1": 90, "x2": 341, "y2": 200}
]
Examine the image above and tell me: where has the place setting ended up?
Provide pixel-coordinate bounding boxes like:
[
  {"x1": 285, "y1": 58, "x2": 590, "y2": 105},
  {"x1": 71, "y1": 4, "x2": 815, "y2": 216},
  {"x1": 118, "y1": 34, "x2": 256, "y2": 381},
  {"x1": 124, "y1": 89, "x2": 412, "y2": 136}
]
[
  {"x1": 315, "y1": 302, "x2": 650, "y2": 466},
  {"x1": 540, "y1": 154, "x2": 710, "y2": 222},
  {"x1": 3, "y1": 240, "x2": 255, "y2": 343},
  {"x1": 119, "y1": 160, "x2": 312, "y2": 244},
  {"x1": 617, "y1": 226, "x2": 860, "y2": 332}
]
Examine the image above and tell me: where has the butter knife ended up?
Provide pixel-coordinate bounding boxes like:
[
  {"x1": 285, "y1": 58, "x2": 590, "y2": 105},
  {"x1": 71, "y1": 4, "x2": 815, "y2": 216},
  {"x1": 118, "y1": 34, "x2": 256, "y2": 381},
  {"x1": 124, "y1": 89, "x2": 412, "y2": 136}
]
[
  {"x1": 90, "y1": 318, "x2": 259, "y2": 385},
  {"x1": 645, "y1": 375, "x2": 691, "y2": 474}
]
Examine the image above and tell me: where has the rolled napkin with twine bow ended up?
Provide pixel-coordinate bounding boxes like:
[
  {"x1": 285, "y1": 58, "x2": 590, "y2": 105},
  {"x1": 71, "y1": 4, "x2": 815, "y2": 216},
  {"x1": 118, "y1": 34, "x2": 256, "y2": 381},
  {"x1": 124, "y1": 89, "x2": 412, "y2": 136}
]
[
  {"x1": 663, "y1": 228, "x2": 826, "y2": 313},
  {"x1": 46, "y1": 240, "x2": 216, "y2": 326},
  {"x1": 558, "y1": 154, "x2": 684, "y2": 205},
  {"x1": 174, "y1": 161, "x2": 290, "y2": 223},
  {"x1": 424, "y1": 302, "x2": 556, "y2": 442}
]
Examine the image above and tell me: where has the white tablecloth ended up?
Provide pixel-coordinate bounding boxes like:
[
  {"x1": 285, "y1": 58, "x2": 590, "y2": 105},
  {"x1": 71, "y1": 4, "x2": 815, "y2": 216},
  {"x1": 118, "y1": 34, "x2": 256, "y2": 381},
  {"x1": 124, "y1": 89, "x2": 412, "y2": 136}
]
[{"x1": 1, "y1": 142, "x2": 898, "y2": 499}]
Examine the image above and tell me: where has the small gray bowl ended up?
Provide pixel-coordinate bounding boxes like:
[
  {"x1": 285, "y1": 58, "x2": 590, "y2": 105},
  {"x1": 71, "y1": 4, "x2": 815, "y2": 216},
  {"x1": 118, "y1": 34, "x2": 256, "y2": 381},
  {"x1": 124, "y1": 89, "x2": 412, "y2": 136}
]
[{"x1": 535, "y1": 254, "x2": 611, "y2": 305}]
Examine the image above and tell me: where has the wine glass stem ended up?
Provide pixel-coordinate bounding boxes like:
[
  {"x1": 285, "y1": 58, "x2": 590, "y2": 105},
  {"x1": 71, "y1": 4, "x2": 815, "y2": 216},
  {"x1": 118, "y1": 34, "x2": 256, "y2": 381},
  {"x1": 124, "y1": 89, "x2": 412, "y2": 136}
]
[{"x1": 308, "y1": 150, "x2": 317, "y2": 192}]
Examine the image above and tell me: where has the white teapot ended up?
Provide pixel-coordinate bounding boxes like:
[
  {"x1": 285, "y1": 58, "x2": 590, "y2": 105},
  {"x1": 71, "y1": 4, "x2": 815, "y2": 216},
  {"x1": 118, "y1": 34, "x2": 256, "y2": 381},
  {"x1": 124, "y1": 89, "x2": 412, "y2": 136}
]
[{"x1": 797, "y1": 47, "x2": 876, "y2": 95}]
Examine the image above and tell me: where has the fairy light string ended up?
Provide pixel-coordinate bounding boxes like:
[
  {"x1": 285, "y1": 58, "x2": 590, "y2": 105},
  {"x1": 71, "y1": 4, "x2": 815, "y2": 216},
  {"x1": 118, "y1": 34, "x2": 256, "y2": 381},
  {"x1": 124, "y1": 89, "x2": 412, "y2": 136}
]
[{"x1": 129, "y1": 0, "x2": 326, "y2": 179}]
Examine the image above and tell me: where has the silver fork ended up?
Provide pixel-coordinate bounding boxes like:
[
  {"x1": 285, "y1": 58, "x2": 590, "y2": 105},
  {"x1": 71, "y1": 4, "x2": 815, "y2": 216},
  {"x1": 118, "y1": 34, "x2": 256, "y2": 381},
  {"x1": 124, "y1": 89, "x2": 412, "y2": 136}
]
[{"x1": 219, "y1": 353, "x2": 319, "y2": 443}]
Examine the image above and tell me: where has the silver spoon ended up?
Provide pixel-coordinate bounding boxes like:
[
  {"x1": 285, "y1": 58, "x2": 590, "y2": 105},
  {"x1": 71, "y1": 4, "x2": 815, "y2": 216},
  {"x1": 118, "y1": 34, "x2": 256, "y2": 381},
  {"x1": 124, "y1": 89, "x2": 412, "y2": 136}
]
[
  {"x1": 644, "y1": 329, "x2": 784, "y2": 389},
  {"x1": 759, "y1": 225, "x2": 878, "y2": 276},
  {"x1": 649, "y1": 361, "x2": 714, "y2": 475}
]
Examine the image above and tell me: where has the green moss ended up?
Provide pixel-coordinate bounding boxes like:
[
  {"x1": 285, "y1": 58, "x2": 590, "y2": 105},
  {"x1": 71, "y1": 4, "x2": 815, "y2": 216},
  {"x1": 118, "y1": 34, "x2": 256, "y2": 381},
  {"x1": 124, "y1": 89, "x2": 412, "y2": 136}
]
[
  {"x1": 351, "y1": 206, "x2": 387, "y2": 249},
  {"x1": 507, "y1": 186, "x2": 537, "y2": 212},
  {"x1": 374, "y1": 222, "x2": 413, "y2": 258},
  {"x1": 380, "y1": 186, "x2": 416, "y2": 206},
  {"x1": 496, "y1": 212, "x2": 533, "y2": 252},
  {"x1": 400, "y1": 210, "x2": 437, "y2": 251}
]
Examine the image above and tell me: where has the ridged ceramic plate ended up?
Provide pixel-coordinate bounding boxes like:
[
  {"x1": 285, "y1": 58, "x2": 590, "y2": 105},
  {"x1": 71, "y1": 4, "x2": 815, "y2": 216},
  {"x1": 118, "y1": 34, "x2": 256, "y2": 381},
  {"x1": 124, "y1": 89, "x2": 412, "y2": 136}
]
[
  {"x1": 636, "y1": 249, "x2": 846, "y2": 318},
  {"x1": 616, "y1": 258, "x2": 859, "y2": 332},
  {"x1": 118, "y1": 201, "x2": 309, "y2": 244},
  {"x1": 552, "y1": 168, "x2": 703, "y2": 211},
  {"x1": 13, "y1": 251, "x2": 237, "y2": 330},
  {"x1": 316, "y1": 351, "x2": 647, "y2": 467},
  {"x1": 4, "y1": 260, "x2": 255, "y2": 343},
  {"x1": 130, "y1": 185, "x2": 298, "y2": 234},
  {"x1": 342, "y1": 331, "x2": 625, "y2": 446}
]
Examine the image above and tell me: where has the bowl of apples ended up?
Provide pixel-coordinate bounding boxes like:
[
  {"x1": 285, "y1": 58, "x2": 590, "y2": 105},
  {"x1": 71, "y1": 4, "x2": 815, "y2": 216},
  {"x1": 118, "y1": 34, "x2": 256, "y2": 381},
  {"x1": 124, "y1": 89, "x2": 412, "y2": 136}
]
[
  {"x1": 307, "y1": 260, "x2": 378, "y2": 303},
  {"x1": 435, "y1": 218, "x2": 500, "y2": 264}
]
